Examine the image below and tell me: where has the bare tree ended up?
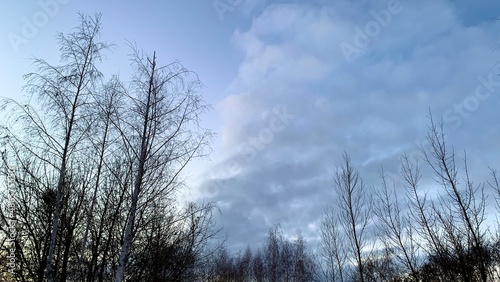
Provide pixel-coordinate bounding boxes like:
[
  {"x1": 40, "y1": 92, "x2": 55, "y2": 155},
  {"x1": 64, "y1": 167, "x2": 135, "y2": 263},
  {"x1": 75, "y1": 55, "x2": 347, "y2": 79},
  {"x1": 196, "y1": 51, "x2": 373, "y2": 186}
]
[
  {"x1": 125, "y1": 201, "x2": 222, "y2": 281},
  {"x1": 113, "y1": 49, "x2": 212, "y2": 282},
  {"x1": 265, "y1": 225, "x2": 283, "y2": 281},
  {"x1": 396, "y1": 115, "x2": 493, "y2": 281},
  {"x1": 489, "y1": 169, "x2": 500, "y2": 280},
  {"x1": 0, "y1": 150, "x2": 57, "y2": 281},
  {"x1": 72, "y1": 76, "x2": 124, "y2": 281},
  {"x1": 1, "y1": 14, "x2": 109, "y2": 282},
  {"x1": 400, "y1": 154, "x2": 444, "y2": 262},
  {"x1": 253, "y1": 249, "x2": 265, "y2": 282},
  {"x1": 362, "y1": 242, "x2": 397, "y2": 282},
  {"x1": 320, "y1": 207, "x2": 347, "y2": 282},
  {"x1": 235, "y1": 246, "x2": 253, "y2": 282},
  {"x1": 421, "y1": 117, "x2": 489, "y2": 282},
  {"x1": 293, "y1": 233, "x2": 316, "y2": 282},
  {"x1": 1, "y1": 13, "x2": 221, "y2": 282},
  {"x1": 333, "y1": 153, "x2": 372, "y2": 282},
  {"x1": 374, "y1": 168, "x2": 420, "y2": 280}
]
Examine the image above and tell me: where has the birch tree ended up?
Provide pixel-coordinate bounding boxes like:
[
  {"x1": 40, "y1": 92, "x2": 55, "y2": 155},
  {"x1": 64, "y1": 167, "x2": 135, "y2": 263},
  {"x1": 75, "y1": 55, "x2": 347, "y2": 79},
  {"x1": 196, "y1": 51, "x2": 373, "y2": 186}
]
[
  {"x1": 113, "y1": 50, "x2": 212, "y2": 281},
  {"x1": 1, "y1": 14, "x2": 108, "y2": 282}
]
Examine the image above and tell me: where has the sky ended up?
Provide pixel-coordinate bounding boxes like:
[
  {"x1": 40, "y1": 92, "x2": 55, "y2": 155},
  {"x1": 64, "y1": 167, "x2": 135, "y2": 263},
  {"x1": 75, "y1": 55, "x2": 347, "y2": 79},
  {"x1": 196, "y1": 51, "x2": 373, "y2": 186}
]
[{"x1": 1, "y1": 0, "x2": 500, "y2": 253}]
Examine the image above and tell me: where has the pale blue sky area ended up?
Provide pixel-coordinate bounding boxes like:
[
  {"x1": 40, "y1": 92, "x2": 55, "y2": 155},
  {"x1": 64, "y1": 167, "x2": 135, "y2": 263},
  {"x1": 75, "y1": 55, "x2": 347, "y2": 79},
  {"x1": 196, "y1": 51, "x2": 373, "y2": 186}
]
[
  {"x1": 2, "y1": 0, "x2": 500, "y2": 252},
  {"x1": 0, "y1": 0, "x2": 252, "y2": 103}
]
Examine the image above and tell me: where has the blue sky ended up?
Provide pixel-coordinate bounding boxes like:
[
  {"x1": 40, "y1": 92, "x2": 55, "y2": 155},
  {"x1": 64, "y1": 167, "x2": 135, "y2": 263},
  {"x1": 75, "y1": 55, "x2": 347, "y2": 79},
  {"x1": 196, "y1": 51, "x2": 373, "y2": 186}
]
[{"x1": 2, "y1": 0, "x2": 500, "y2": 252}]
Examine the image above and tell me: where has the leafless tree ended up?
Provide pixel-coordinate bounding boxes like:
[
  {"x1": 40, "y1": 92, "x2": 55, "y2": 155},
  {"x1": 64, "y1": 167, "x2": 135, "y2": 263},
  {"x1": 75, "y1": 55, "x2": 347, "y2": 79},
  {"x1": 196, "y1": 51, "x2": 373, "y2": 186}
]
[
  {"x1": 332, "y1": 152, "x2": 372, "y2": 282},
  {"x1": 253, "y1": 249, "x2": 265, "y2": 282},
  {"x1": 1, "y1": 14, "x2": 109, "y2": 282},
  {"x1": 293, "y1": 233, "x2": 316, "y2": 282},
  {"x1": 362, "y1": 243, "x2": 397, "y2": 282},
  {"x1": 374, "y1": 168, "x2": 421, "y2": 281},
  {"x1": 395, "y1": 115, "x2": 494, "y2": 281},
  {"x1": 1, "y1": 14, "x2": 220, "y2": 282},
  {"x1": 320, "y1": 207, "x2": 347, "y2": 282},
  {"x1": 235, "y1": 246, "x2": 253, "y2": 282},
  {"x1": 124, "y1": 201, "x2": 222, "y2": 281},
  {"x1": 421, "y1": 117, "x2": 489, "y2": 281},
  {"x1": 265, "y1": 225, "x2": 283, "y2": 281},
  {"x1": 113, "y1": 49, "x2": 212, "y2": 281}
]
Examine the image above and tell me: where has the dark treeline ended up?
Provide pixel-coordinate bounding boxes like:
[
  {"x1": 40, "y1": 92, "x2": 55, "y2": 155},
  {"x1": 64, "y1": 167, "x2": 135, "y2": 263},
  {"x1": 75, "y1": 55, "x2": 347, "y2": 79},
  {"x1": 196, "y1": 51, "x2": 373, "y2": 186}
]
[
  {"x1": 205, "y1": 226, "x2": 316, "y2": 282},
  {"x1": 1, "y1": 14, "x2": 500, "y2": 282}
]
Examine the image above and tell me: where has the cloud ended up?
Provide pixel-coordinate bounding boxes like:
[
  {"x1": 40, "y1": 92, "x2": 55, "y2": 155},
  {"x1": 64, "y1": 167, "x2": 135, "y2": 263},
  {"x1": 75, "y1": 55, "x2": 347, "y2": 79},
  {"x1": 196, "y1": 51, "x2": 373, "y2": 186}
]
[{"x1": 197, "y1": 0, "x2": 500, "y2": 252}]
